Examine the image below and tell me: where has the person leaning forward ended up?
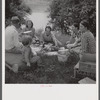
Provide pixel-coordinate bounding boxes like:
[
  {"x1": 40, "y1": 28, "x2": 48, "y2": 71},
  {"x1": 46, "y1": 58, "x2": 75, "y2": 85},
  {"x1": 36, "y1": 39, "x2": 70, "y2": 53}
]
[{"x1": 5, "y1": 16, "x2": 23, "y2": 54}]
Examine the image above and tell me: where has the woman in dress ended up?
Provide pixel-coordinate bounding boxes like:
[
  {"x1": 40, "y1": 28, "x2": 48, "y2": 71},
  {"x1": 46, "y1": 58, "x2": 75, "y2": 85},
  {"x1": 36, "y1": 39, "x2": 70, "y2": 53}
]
[
  {"x1": 80, "y1": 20, "x2": 96, "y2": 54},
  {"x1": 79, "y1": 20, "x2": 96, "y2": 62},
  {"x1": 20, "y1": 20, "x2": 39, "y2": 44}
]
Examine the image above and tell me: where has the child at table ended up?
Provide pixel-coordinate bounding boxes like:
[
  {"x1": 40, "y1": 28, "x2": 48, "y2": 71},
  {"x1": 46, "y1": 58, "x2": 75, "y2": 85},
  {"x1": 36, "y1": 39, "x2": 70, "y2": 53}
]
[{"x1": 21, "y1": 35, "x2": 40, "y2": 67}]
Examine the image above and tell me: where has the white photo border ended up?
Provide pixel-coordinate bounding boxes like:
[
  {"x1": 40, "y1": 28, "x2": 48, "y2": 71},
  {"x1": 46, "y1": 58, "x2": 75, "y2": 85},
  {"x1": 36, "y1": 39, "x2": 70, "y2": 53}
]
[{"x1": 2, "y1": 0, "x2": 99, "y2": 100}]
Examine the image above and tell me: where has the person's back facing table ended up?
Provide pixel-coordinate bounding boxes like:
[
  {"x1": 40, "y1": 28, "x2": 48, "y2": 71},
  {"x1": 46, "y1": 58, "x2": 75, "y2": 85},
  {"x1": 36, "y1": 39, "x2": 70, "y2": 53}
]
[{"x1": 5, "y1": 16, "x2": 23, "y2": 54}]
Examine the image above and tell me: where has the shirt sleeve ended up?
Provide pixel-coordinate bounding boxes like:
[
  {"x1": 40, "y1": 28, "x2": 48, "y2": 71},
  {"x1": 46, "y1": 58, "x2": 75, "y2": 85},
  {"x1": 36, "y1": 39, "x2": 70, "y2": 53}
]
[{"x1": 13, "y1": 30, "x2": 22, "y2": 48}]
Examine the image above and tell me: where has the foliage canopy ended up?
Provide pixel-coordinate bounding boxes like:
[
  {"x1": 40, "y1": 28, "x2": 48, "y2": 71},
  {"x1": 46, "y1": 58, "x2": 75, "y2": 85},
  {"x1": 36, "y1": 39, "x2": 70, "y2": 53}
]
[
  {"x1": 5, "y1": 0, "x2": 31, "y2": 25},
  {"x1": 49, "y1": 0, "x2": 96, "y2": 36}
]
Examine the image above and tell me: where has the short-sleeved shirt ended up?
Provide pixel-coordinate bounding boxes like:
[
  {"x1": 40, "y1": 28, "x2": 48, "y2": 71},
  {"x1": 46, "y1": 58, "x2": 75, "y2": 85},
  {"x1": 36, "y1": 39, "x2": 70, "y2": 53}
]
[
  {"x1": 5, "y1": 25, "x2": 22, "y2": 50},
  {"x1": 81, "y1": 31, "x2": 96, "y2": 54},
  {"x1": 42, "y1": 32, "x2": 54, "y2": 45}
]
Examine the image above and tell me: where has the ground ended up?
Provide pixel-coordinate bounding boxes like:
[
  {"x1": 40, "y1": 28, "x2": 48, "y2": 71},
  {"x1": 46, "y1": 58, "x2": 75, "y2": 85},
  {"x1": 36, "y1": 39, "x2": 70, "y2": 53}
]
[
  {"x1": 5, "y1": 50, "x2": 81, "y2": 84},
  {"x1": 5, "y1": 57, "x2": 80, "y2": 84},
  {"x1": 5, "y1": 34, "x2": 81, "y2": 84}
]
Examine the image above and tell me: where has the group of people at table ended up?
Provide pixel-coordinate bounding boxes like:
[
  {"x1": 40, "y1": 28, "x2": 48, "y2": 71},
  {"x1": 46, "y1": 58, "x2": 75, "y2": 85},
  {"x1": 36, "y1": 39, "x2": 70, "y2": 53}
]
[{"x1": 5, "y1": 16, "x2": 96, "y2": 69}]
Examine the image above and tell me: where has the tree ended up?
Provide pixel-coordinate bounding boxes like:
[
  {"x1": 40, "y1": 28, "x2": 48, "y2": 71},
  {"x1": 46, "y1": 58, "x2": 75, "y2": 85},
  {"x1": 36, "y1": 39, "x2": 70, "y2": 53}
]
[
  {"x1": 49, "y1": 0, "x2": 96, "y2": 36},
  {"x1": 5, "y1": 0, "x2": 31, "y2": 26}
]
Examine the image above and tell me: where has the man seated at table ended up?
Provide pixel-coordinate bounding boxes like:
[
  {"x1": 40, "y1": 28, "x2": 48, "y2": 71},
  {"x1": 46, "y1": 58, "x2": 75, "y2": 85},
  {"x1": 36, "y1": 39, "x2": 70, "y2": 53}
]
[{"x1": 5, "y1": 16, "x2": 23, "y2": 54}]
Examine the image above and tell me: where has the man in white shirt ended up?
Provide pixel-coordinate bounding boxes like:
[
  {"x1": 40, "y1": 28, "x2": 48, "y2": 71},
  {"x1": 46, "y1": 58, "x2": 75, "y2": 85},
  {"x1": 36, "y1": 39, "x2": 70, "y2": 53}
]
[{"x1": 5, "y1": 16, "x2": 23, "y2": 53}]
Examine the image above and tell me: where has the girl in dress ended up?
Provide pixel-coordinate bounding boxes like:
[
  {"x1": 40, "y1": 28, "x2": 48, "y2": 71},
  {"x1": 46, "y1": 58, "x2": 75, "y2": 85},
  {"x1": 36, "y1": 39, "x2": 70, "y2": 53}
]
[{"x1": 20, "y1": 20, "x2": 39, "y2": 44}]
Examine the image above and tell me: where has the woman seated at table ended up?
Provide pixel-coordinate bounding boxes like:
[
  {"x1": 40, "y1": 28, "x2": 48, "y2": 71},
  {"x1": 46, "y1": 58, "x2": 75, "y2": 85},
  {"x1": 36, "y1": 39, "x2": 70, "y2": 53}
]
[
  {"x1": 22, "y1": 20, "x2": 35, "y2": 37},
  {"x1": 79, "y1": 20, "x2": 96, "y2": 62},
  {"x1": 42, "y1": 26, "x2": 62, "y2": 47},
  {"x1": 20, "y1": 20, "x2": 39, "y2": 44},
  {"x1": 5, "y1": 16, "x2": 23, "y2": 54},
  {"x1": 23, "y1": 20, "x2": 38, "y2": 38}
]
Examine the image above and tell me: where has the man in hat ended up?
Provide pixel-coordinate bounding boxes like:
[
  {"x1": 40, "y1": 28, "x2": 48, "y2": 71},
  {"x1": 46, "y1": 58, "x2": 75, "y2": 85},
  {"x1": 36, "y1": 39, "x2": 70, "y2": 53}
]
[{"x1": 5, "y1": 16, "x2": 23, "y2": 53}]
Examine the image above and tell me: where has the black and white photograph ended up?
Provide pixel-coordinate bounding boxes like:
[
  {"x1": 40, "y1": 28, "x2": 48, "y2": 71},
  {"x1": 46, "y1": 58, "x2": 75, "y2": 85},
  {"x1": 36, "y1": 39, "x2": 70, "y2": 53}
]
[{"x1": 5, "y1": 0, "x2": 97, "y2": 84}]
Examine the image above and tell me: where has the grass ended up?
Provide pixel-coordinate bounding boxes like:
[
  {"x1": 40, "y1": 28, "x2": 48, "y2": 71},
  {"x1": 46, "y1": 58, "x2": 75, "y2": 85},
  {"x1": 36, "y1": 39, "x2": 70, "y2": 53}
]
[{"x1": 5, "y1": 51, "x2": 81, "y2": 84}]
